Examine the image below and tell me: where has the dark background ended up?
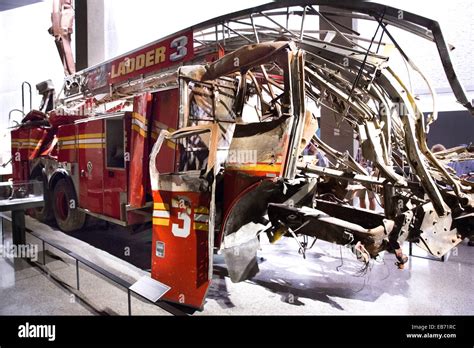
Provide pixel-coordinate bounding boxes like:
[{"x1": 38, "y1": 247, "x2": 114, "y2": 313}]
[{"x1": 427, "y1": 110, "x2": 473, "y2": 148}]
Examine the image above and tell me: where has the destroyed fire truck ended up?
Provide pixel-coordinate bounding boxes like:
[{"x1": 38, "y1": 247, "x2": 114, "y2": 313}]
[{"x1": 8, "y1": 0, "x2": 474, "y2": 308}]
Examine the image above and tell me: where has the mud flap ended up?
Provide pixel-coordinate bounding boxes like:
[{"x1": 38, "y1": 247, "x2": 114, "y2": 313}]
[{"x1": 151, "y1": 186, "x2": 212, "y2": 309}]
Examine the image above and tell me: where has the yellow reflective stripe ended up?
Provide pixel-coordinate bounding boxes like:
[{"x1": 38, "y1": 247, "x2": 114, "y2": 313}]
[
  {"x1": 11, "y1": 139, "x2": 39, "y2": 148},
  {"x1": 59, "y1": 133, "x2": 105, "y2": 142},
  {"x1": 133, "y1": 112, "x2": 147, "y2": 124},
  {"x1": 194, "y1": 222, "x2": 209, "y2": 231},
  {"x1": 78, "y1": 133, "x2": 104, "y2": 139},
  {"x1": 153, "y1": 202, "x2": 170, "y2": 210},
  {"x1": 132, "y1": 124, "x2": 147, "y2": 137},
  {"x1": 11, "y1": 141, "x2": 39, "y2": 149},
  {"x1": 60, "y1": 145, "x2": 76, "y2": 150},
  {"x1": 195, "y1": 206, "x2": 209, "y2": 214},
  {"x1": 60, "y1": 141, "x2": 104, "y2": 149},
  {"x1": 77, "y1": 144, "x2": 105, "y2": 149},
  {"x1": 11, "y1": 146, "x2": 37, "y2": 149},
  {"x1": 132, "y1": 118, "x2": 147, "y2": 131},
  {"x1": 153, "y1": 217, "x2": 170, "y2": 226},
  {"x1": 166, "y1": 140, "x2": 176, "y2": 150},
  {"x1": 226, "y1": 164, "x2": 282, "y2": 172}
]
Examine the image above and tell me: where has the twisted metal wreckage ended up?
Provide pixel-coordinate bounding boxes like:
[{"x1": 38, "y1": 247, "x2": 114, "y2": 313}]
[{"x1": 11, "y1": 1, "x2": 473, "y2": 308}]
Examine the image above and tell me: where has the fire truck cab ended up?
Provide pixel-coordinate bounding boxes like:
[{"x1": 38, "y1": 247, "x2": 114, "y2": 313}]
[
  {"x1": 12, "y1": 87, "x2": 181, "y2": 232},
  {"x1": 50, "y1": 86, "x2": 181, "y2": 231}
]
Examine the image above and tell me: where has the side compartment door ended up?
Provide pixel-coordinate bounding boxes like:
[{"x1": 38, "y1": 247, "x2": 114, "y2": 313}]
[{"x1": 78, "y1": 119, "x2": 104, "y2": 214}]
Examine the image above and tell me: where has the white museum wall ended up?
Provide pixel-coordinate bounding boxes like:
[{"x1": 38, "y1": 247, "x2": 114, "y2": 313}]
[
  {"x1": 0, "y1": 0, "x2": 66, "y2": 167},
  {"x1": 357, "y1": 0, "x2": 474, "y2": 112}
]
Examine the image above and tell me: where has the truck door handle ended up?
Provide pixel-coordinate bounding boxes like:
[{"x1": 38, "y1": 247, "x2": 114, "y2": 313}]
[{"x1": 81, "y1": 169, "x2": 86, "y2": 177}]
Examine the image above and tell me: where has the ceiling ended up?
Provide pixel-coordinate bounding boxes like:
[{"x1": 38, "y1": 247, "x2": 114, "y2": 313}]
[{"x1": 0, "y1": 0, "x2": 43, "y2": 12}]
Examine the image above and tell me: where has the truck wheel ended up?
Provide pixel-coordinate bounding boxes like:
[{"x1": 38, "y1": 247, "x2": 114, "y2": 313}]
[
  {"x1": 29, "y1": 175, "x2": 54, "y2": 222},
  {"x1": 52, "y1": 179, "x2": 86, "y2": 232}
]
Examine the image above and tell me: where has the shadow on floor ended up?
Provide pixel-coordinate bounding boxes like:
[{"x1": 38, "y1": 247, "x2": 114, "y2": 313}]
[
  {"x1": 66, "y1": 218, "x2": 152, "y2": 270},
  {"x1": 239, "y1": 240, "x2": 413, "y2": 309}
]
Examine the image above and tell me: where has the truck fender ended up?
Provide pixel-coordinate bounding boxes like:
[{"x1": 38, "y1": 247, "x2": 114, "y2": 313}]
[{"x1": 48, "y1": 168, "x2": 75, "y2": 193}]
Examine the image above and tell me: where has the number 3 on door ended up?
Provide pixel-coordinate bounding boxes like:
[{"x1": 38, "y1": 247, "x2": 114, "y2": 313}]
[{"x1": 172, "y1": 211, "x2": 191, "y2": 238}]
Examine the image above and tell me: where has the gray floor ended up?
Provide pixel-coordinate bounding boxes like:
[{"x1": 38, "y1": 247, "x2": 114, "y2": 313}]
[{"x1": 0, "y1": 214, "x2": 473, "y2": 315}]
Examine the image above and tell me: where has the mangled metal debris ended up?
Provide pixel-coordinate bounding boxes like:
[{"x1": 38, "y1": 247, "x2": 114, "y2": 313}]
[
  {"x1": 12, "y1": 1, "x2": 473, "y2": 308},
  {"x1": 146, "y1": 2, "x2": 473, "y2": 301}
]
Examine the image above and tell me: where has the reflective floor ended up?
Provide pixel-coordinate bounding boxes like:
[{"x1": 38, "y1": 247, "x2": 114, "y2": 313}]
[
  {"x1": 0, "y1": 214, "x2": 473, "y2": 315},
  {"x1": 206, "y1": 237, "x2": 474, "y2": 315}
]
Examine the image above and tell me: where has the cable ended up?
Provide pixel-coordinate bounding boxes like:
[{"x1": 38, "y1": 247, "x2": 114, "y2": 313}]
[{"x1": 336, "y1": 246, "x2": 344, "y2": 272}]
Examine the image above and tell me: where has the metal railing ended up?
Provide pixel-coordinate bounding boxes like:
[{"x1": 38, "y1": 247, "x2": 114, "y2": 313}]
[{"x1": 0, "y1": 212, "x2": 190, "y2": 316}]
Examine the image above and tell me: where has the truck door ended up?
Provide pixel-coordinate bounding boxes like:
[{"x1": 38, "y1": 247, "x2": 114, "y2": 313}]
[
  {"x1": 151, "y1": 88, "x2": 180, "y2": 174},
  {"x1": 77, "y1": 118, "x2": 104, "y2": 214},
  {"x1": 103, "y1": 114, "x2": 128, "y2": 220},
  {"x1": 149, "y1": 125, "x2": 218, "y2": 309}
]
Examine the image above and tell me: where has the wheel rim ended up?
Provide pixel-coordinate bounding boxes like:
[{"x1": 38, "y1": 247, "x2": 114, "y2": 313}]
[{"x1": 56, "y1": 190, "x2": 68, "y2": 220}]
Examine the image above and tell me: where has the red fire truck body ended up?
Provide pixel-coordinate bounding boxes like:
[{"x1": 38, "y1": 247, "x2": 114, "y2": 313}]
[
  {"x1": 10, "y1": 1, "x2": 474, "y2": 309},
  {"x1": 11, "y1": 30, "x2": 196, "y2": 228},
  {"x1": 11, "y1": 24, "x2": 288, "y2": 308}
]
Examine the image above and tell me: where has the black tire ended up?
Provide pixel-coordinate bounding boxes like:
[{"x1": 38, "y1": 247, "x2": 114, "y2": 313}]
[
  {"x1": 52, "y1": 178, "x2": 86, "y2": 232},
  {"x1": 28, "y1": 175, "x2": 54, "y2": 222}
]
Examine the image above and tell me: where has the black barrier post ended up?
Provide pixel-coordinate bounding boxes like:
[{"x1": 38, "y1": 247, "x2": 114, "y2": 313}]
[
  {"x1": 11, "y1": 210, "x2": 26, "y2": 246},
  {"x1": 76, "y1": 259, "x2": 80, "y2": 290}
]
